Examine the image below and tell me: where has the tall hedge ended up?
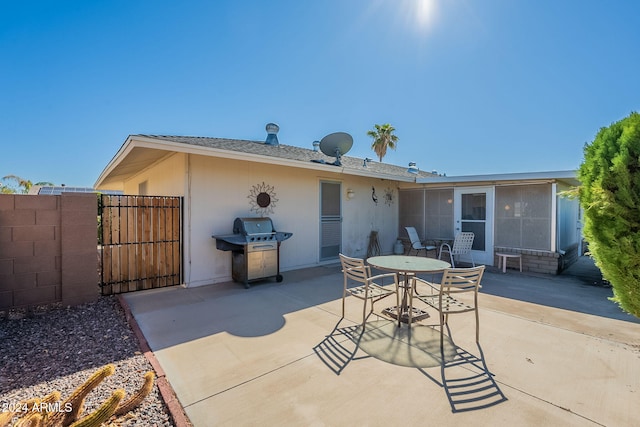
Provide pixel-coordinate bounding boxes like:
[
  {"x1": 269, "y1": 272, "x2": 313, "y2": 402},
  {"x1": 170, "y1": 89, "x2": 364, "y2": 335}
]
[{"x1": 578, "y1": 112, "x2": 640, "y2": 318}]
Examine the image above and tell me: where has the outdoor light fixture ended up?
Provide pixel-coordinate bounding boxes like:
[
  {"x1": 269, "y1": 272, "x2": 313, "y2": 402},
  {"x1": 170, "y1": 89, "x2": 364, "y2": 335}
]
[{"x1": 346, "y1": 188, "x2": 355, "y2": 200}]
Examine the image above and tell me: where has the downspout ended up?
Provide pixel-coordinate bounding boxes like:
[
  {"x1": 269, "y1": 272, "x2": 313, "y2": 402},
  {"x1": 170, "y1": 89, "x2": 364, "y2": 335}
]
[
  {"x1": 185, "y1": 153, "x2": 192, "y2": 286},
  {"x1": 551, "y1": 183, "x2": 557, "y2": 253}
]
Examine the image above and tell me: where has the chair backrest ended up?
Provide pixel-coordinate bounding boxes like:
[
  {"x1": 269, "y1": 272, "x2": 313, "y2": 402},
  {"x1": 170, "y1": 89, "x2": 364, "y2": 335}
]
[
  {"x1": 439, "y1": 266, "x2": 485, "y2": 296},
  {"x1": 405, "y1": 226, "x2": 422, "y2": 249},
  {"x1": 451, "y1": 232, "x2": 474, "y2": 255},
  {"x1": 339, "y1": 253, "x2": 369, "y2": 284}
]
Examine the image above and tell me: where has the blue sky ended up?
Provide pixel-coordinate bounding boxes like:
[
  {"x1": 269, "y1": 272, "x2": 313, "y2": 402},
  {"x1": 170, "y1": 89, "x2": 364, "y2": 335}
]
[{"x1": 2, "y1": 0, "x2": 639, "y2": 188}]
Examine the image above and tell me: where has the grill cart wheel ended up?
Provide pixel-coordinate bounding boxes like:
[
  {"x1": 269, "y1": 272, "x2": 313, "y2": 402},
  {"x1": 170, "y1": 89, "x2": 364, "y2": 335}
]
[{"x1": 276, "y1": 274, "x2": 283, "y2": 282}]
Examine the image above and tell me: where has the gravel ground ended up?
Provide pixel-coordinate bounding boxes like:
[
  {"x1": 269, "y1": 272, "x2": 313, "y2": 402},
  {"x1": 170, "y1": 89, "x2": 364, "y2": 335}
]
[{"x1": 0, "y1": 296, "x2": 175, "y2": 426}]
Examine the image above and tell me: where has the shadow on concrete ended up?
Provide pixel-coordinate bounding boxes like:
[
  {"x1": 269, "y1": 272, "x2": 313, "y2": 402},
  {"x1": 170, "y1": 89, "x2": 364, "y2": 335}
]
[
  {"x1": 437, "y1": 343, "x2": 508, "y2": 413},
  {"x1": 312, "y1": 318, "x2": 370, "y2": 375},
  {"x1": 124, "y1": 257, "x2": 638, "y2": 355},
  {"x1": 314, "y1": 316, "x2": 508, "y2": 413},
  {"x1": 122, "y1": 264, "x2": 346, "y2": 350},
  {"x1": 479, "y1": 256, "x2": 640, "y2": 323}
]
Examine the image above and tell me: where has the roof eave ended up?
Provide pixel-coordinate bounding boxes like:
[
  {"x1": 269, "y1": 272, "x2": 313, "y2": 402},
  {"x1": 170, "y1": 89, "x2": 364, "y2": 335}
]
[
  {"x1": 415, "y1": 170, "x2": 580, "y2": 186},
  {"x1": 95, "y1": 135, "x2": 422, "y2": 188}
]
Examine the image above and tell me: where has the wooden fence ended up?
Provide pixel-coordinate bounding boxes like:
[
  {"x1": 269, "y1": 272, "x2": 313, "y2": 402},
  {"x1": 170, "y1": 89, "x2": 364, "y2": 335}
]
[{"x1": 99, "y1": 195, "x2": 182, "y2": 295}]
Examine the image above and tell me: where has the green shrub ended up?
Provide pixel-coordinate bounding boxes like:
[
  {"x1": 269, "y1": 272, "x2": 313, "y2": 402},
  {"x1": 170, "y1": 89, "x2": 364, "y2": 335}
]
[{"x1": 579, "y1": 112, "x2": 640, "y2": 318}]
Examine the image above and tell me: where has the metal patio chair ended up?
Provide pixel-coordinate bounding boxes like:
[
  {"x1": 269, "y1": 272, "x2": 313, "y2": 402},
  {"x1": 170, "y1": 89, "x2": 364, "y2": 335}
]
[
  {"x1": 438, "y1": 232, "x2": 475, "y2": 267},
  {"x1": 412, "y1": 265, "x2": 485, "y2": 347},
  {"x1": 339, "y1": 254, "x2": 399, "y2": 326},
  {"x1": 405, "y1": 226, "x2": 437, "y2": 257}
]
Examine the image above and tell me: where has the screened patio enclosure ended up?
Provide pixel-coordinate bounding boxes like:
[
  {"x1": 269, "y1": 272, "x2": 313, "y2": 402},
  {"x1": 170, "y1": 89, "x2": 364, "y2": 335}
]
[{"x1": 398, "y1": 174, "x2": 581, "y2": 274}]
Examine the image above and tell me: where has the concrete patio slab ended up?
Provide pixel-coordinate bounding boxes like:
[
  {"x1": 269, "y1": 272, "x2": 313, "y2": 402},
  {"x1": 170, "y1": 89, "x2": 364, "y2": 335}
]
[{"x1": 122, "y1": 257, "x2": 640, "y2": 426}]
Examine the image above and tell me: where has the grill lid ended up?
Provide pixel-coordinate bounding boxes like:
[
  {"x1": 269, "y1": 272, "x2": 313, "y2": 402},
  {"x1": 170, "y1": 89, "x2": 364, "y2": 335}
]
[
  {"x1": 213, "y1": 217, "x2": 292, "y2": 251},
  {"x1": 233, "y1": 217, "x2": 275, "y2": 235}
]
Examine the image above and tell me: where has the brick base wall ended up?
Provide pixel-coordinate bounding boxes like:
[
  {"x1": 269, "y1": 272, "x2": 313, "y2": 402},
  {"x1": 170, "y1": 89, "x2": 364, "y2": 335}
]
[
  {"x1": 398, "y1": 237, "x2": 574, "y2": 275},
  {"x1": 558, "y1": 243, "x2": 580, "y2": 273},
  {"x1": 494, "y1": 246, "x2": 578, "y2": 275},
  {"x1": 0, "y1": 193, "x2": 98, "y2": 311}
]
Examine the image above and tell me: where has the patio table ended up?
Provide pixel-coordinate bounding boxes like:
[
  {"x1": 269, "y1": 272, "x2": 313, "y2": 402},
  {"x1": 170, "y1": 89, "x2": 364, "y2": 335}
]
[
  {"x1": 427, "y1": 237, "x2": 454, "y2": 258},
  {"x1": 367, "y1": 255, "x2": 450, "y2": 326}
]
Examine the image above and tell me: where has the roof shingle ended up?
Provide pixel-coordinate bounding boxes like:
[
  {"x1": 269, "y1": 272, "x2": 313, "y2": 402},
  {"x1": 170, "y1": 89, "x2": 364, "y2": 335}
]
[{"x1": 140, "y1": 134, "x2": 435, "y2": 180}]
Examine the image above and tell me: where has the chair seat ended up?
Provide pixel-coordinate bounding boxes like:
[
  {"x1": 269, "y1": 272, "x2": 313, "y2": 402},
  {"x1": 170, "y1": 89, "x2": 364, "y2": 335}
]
[
  {"x1": 416, "y1": 293, "x2": 474, "y2": 313},
  {"x1": 348, "y1": 283, "x2": 395, "y2": 299}
]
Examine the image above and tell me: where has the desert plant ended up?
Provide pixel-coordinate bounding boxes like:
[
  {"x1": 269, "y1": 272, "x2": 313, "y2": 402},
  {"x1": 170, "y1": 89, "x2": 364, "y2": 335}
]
[
  {"x1": 2, "y1": 365, "x2": 154, "y2": 427},
  {"x1": 578, "y1": 111, "x2": 640, "y2": 318},
  {"x1": 68, "y1": 389, "x2": 125, "y2": 427},
  {"x1": 113, "y1": 371, "x2": 155, "y2": 417}
]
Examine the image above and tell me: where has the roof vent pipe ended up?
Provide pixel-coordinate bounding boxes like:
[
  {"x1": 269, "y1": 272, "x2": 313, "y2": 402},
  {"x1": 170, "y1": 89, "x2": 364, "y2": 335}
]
[
  {"x1": 265, "y1": 123, "x2": 280, "y2": 146},
  {"x1": 312, "y1": 141, "x2": 320, "y2": 152},
  {"x1": 407, "y1": 162, "x2": 419, "y2": 174}
]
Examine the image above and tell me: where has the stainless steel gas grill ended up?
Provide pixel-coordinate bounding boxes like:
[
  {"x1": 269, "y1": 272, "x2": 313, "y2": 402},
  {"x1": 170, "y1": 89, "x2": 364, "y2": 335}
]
[{"x1": 213, "y1": 217, "x2": 293, "y2": 288}]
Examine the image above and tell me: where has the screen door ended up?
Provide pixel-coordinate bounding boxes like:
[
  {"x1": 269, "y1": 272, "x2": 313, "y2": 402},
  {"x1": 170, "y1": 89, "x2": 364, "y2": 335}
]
[{"x1": 320, "y1": 181, "x2": 342, "y2": 261}]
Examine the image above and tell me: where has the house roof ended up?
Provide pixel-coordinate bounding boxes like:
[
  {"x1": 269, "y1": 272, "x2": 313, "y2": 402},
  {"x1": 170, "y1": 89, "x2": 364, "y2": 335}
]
[{"x1": 95, "y1": 134, "x2": 435, "y2": 188}]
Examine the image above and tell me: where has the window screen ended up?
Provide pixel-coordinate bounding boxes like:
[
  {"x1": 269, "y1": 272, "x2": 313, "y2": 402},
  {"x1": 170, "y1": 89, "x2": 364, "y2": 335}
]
[{"x1": 495, "y1": 184, "x2": 551, "y2": 250}]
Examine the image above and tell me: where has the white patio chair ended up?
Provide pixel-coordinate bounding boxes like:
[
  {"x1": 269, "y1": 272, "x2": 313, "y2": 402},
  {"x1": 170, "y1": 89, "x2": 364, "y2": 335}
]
[
  {"x1": 405, "y1": 226, "x2": 437, "y2": 257},
  {"x1": 438, "y1": 232, "x2": 475, "y2": 267}
]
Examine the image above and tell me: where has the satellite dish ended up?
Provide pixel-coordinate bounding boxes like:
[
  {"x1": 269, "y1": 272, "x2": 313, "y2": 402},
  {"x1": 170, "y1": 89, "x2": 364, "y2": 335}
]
[{"x1": 318, "y1": 132, "x2": 353, "y2": 166}]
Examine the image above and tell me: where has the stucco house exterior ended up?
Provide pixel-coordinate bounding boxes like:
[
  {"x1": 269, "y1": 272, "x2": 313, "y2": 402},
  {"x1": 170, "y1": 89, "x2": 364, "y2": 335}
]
[{"x1": 95, "y1": 129, "x2": 581, "y2": 287}]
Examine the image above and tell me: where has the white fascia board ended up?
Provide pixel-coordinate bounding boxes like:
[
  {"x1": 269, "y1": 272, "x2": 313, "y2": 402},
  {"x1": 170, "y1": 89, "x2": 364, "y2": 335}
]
[
  {"x1": 416, "y1": 170, "x2": 578, "y2": 185},
  {"x1": 96, "y1": 135, "x2": 418, "y2": 185},
  {"x1": 94, "y1": 135, "x2": 137, "y2": 188}
]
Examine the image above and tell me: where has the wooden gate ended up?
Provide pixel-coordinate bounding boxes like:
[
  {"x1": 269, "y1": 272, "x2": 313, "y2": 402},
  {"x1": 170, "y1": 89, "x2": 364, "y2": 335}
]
[{"x1": 99, "y1": 195, "x2": 182, "y2": 295}]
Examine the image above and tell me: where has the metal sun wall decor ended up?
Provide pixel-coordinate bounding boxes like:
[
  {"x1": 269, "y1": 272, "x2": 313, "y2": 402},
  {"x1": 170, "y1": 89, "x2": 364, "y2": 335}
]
[{"x1": 248, "y1": 181, "x2": 279, "y2": 215}]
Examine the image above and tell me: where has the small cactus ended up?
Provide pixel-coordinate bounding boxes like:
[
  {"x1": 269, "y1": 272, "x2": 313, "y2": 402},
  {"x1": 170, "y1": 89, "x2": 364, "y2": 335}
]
[
  {"x1": 67, "y1": 389, "x2": 125, "y2": 427},
  {"x1": 13, "y1": 412, "x2": 42, "y2": 427},
  {"x1": 37, "y1": 391, "x2": 61, "y2": 424},
  {"x1": 0, "y1": 398, "x2": 40, "y2": 427},
  {"x1": 4, "y1": 365, "x2": 154, "y2": 427},
  {"x1": 0, "y1": 412, "x2": 12, "y2": 427},
  {"x1": 114, "y1": 371, "x2": 154, "y2": 417},
  {"x1": 45, "y1": 364, "x2": 115, "y2": 427}
]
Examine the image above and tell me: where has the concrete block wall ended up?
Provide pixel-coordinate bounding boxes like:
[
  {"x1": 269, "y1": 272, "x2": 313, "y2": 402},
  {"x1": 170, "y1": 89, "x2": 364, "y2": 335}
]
[
  {"x1": 0, "y1": 193, "x2": 98, "y2": 310},
  {"x1": 558, "y1": 243, "x2": 580, "y2": 273}
]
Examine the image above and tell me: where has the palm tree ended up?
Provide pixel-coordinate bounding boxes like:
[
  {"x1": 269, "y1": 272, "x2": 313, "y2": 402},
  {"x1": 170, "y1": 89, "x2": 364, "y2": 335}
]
[
  {"x1": 367, "y1": 123, "x2": 398, "y2": 162},
  {"x1": 1, "y1": 175, "x2": 54, "y2": 194}
]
